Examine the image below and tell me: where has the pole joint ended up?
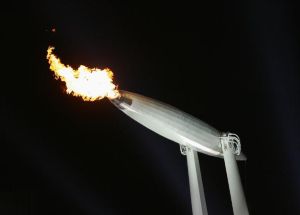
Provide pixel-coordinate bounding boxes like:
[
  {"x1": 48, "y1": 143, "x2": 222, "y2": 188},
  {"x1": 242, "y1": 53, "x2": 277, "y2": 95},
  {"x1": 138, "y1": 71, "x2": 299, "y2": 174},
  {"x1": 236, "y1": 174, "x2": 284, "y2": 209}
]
[
  {"x1": 219, "y1": 133, "x2": 241, "y2": 155},
  {"x1": 180, "y1": 145, "x2": 188, "y2": 155}
]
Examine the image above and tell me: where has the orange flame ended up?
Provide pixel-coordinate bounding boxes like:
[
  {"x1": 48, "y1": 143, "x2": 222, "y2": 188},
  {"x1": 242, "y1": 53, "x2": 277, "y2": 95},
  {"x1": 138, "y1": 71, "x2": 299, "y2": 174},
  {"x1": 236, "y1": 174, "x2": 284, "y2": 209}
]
[{"x1": 46, "y1": 46, "x2": 120, "y2": 101}]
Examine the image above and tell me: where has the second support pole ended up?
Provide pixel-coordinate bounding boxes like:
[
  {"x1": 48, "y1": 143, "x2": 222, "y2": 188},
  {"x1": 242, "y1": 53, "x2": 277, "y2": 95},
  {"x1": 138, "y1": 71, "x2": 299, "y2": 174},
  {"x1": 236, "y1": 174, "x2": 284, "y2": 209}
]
[{"x1": 221, "y1": 134, "x2": 249, "y2": 215}]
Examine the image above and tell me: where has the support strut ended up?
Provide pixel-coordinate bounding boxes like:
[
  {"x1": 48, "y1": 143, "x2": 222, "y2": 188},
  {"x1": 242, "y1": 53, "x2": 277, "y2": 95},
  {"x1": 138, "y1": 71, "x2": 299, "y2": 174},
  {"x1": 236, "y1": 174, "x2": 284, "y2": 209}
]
[
  {"x1": 220, "y1": 133, "x2": 249, "y2": 215},
  {"x1": 181, "y1": 145, "x2": 208, "y2": 215}
]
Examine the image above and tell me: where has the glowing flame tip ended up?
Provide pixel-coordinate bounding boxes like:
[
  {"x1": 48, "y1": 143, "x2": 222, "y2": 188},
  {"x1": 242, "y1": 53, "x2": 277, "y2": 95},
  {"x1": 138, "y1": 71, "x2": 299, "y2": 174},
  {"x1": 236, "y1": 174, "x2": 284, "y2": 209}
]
[{"x1": 46, "y1": 46, "x2": 120, "y2": 101}]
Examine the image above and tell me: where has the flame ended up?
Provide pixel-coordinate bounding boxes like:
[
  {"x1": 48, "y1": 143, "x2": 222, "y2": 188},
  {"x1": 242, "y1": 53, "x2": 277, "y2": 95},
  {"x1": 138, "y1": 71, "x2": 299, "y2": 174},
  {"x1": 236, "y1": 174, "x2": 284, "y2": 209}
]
[{"x1": 46, "y1": 46, "x2": 120, "y2": 101}]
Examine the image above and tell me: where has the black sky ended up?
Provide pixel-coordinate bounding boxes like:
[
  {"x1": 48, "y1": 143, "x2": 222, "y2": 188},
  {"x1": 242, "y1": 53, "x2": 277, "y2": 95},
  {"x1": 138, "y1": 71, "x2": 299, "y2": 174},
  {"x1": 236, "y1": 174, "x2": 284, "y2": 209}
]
[{"x1": 2, "y1": 0, "x2": 300, "y2": 214}]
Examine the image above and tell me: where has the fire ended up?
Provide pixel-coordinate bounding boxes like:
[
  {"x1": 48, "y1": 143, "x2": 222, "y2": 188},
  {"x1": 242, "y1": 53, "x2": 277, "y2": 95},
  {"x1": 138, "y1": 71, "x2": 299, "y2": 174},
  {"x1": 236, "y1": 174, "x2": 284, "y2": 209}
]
[{"x1": 46, "y1": 46, "x2": 120, "y2": 101}]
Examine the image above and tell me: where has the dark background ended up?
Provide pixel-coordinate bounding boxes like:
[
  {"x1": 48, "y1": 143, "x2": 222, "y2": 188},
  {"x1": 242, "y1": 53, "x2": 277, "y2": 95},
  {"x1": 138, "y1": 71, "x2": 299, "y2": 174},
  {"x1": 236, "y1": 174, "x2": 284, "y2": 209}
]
[{"x1": 2, "y1": 0, "x2": 300, "y2": 214}]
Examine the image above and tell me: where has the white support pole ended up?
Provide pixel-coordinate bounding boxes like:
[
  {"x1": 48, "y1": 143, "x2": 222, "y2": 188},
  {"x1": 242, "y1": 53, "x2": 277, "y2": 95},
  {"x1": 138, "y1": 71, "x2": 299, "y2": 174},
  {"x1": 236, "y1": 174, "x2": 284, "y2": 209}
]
[
  {"x1": 221, "y1": 134, "x2": 249, "y2": 215},
  {"x1": 183, "y1": 146, "x2": 208, "y2": 215}
]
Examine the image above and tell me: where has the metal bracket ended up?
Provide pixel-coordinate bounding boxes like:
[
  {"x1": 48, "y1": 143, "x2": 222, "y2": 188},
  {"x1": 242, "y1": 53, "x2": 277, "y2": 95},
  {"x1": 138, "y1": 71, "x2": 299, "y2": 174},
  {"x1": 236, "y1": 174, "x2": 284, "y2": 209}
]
[
  {"x1": 220, "y1": 133, "x2": 241, "y2": 155},
  {"x1": 180, "y1": 145, "x2": 188, "y2": 155}
]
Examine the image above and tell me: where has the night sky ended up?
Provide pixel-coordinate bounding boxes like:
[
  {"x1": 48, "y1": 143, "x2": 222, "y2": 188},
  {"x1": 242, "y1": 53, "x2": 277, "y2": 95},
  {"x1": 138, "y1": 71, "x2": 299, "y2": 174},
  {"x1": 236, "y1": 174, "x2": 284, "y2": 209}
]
[{"x1": 2, "y1": 0, "x2": 300, "y2": 214}]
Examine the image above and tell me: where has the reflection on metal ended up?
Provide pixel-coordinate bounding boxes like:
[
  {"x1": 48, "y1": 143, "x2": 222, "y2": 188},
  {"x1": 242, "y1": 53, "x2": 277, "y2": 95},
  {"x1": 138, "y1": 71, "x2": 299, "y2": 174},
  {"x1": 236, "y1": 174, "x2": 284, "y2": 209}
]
[{"x1": 110, "y1": 91, "x2": 246, "y2": 160}]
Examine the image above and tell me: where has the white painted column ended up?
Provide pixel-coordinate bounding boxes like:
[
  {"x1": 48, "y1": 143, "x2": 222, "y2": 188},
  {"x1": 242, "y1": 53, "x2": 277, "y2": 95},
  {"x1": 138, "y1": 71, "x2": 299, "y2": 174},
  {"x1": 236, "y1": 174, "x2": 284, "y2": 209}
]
[
  {"x1": 185, "y1": 147, "x2": 208, "y2": 215},
  {"x1": 221, "y1": 138, "x2": 249, "y2": 215}
]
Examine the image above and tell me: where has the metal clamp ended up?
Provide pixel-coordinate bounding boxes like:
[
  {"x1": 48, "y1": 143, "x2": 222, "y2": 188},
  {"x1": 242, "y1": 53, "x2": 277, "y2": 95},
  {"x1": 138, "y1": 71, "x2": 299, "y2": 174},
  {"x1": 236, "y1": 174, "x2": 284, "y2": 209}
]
[
  {"x1": 180, "y1": 145, "x2": 188, "y2": 155},
  {"x1": 220, "y1": 133, "x2": 241, "y2": 155}
]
